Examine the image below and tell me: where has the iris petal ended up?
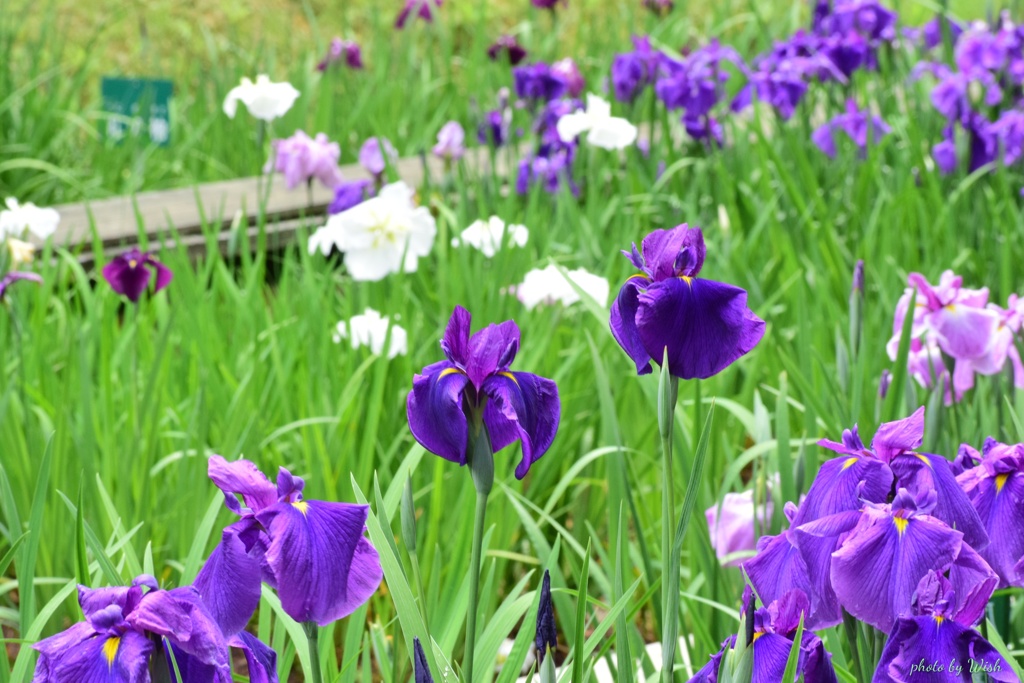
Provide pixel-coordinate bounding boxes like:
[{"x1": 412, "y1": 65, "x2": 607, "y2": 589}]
[
  {"x1": 481, "y1": 371, "x2": 561, "y2": 479},
  {"x1": 406, "y1": 361, "x2": 470, "y2": 465},
  {"x1": 610, "y1": 276, "x2": 652, "y2": 375},
  {"x1": 792, "y1": 455, "x2": 893, "y2": 526},
  {"x1": 871, "y1": 407, "x2": 925, "y2": 463},
  {"x1": 255, "y1": 500, "x2": 382, "y2": 626},
  {"x1": 465, "y1": 320, "x2": 520, "y2": 387},
  {"x1": 207, "y1": 455, "x2": 279, "y2": 515},
  {"x1": 33, "y1": 627, "x2": 153, "y2": 683},
  {"x1": 752, "y1": 633, "x2": 798, "y2": 683},
  {"x1": 194, "y1": 523, "x2": 263, "y2": 636},
  {"x1": 230, "y1": 631, "x2": 279, "y2": 683},
  {"x1": 441, "y1": 305, "x2": 472, "y2": 365}
]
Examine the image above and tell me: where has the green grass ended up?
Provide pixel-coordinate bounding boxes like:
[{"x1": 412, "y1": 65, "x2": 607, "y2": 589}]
[{"x1": 2, "y1": 0, "x2": 1024, "y2": 681}]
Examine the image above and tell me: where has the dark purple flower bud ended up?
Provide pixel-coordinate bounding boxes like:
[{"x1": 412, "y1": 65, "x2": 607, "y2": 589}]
[
  {"x1": 488, "y1": 35, "x2": 528, "y2": 65},
  {"x1": 531, "y1": 0, "x2": 566, "y2": 9},
  {"x1": 610, "y1": 224, "x2": 765, "y2": 379},
  {"x1": 329, "y1": 179, "x2": 375, "y2": 215},
  {"x1": 31, "y1": 575, "x2": 275, "y2": 682},
  {"x1": 513, "y1": 63, "x2": 568, "y2": 103},
  {"x1": 395, "y1": 0, "x2": 442, "y2": 28},
  {"x1": 317, "y1": 38, "x2": 363, "y2": 71},
  {"x1": 198, "y1": 456, "x2": 383, "y2": 628},
  {"x1": 359, "y1": 137, "x2": 398, "y2": 177},
  {"x1": 101, "y1": 248, "x2": 173, "y2": 303},
  {"x1": 433, "y1": 121, "x2": 466, "y2": 160},
  {"x1": 878, "y1": 369, "x2": 892, "y2": 398},
  {"x1": 478, "y1": 109, "x2": 510, "y2": 147},
  {"x1": 642, "y1": 0, "x2": 674, "y2": 15},
  {"x1": 0, "y1": 271, "x2": 42, "y2": 300},
  {"x1": 269, "y1": 130, "x2": 344, "y2": 189},
  {"x1": 405, "y1": 306, "x2": 561, "y2": 479},
  {"x1": 875, "y1": 572, "x2": 1017, "y2": 681},
  {"x1": 413, "y1": 637, "x2": 433, "y2": 683},
  {"x1": 551, "y1": 58, "x2": 585, "y2": 97},
  {"x1": 851, "y1": 259, "x2": 864, "y2": 292},
  {"x1": 535, "y1": 570, "x2": 557, "y2": 661}
]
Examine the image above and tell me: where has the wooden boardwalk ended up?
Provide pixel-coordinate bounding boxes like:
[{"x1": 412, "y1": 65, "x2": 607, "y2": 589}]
[{"x1": 44, "y1": 149, "x2": 504, "y2": 265}]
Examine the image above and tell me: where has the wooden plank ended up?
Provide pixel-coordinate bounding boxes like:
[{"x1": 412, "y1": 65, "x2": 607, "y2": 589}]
[{"x1": 43, "y1": 151, "x2": 483, "y2": 253}]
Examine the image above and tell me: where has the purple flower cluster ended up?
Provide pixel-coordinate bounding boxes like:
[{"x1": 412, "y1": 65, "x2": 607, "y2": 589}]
[
  {"x1": 811, "y1": 98, "x2": 890, "y2": 157},
  {"x1": 654, "y1": 41, "x2": 742, "y2": 143},
  {"x1": 886, "y1": 269, "x2": 1024, "y2": 403},
  {"x1": 269, "y1": 130, "x2": 344, "y2": 190}
]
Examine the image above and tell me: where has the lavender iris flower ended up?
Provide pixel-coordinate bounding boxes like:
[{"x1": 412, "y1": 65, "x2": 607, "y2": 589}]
[
  {"x1": 329, "y1": 179, "x2": 376, "y2": 215},
  {"x1": 195, "y1": 456, "x2": 383, "y2": 628},
  {"x1": 873, "y1": 571, "x2": 1017, "y2": 682},
  {"x1": 535, "y1": 570, "x2": 557, "y2": 661},
  {"x1": 0, "y1": 271, "x2": 42, "y2": 300},
  {"x1": 611, "y1": 36, "x2": 662, "y2": 103},
  {"x1": 269, "y1": 130, "x2": 344, "y2": 189},
  {"x1": 513, "y1": 63, "x2": 568, "y2": 104},
  {"x1": 359, "y1": 137, "x2": 398, "y2": 179},
  {"x1": 32, "y1": 575, "x2": 240, "y2": 682},
  {"x1": 551, "y1": 58, "x2": 585, "y2": 97},
  {"x1": 433, "y1": 121, "x2": 467, "y2": 161},
  {"x1": 317, "y1": 38, "x2": 363, "y2": 71},
  {"x1": 396, "y1": 0, "x2": 441, "y2": 29},
  {"x1": 705, "y1": 489, "x2": 773, "y2": 566},
  {"x1": 406, "y1": 306, "x2": 561, "y2": 479},
  {"x1": 488, "y1": 35, "x2": 528, "y2": 65},
  {"x1": 811, "y1": 99, "x2": 890, "y2": 157},
  {"x1": 956, "y1": 438, "x2": 1024, "y2": 588},
  {"x1": 102, "y1": 248, "x2": 173, "y2": 303},
  {"x1": 609, "y1": 224, "x2": 765, "y2": 379}
]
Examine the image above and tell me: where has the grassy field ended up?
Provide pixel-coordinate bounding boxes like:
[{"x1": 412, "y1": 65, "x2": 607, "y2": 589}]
[{"x1": 2, "y1": 0, "x2": 1023, "y2": 682}]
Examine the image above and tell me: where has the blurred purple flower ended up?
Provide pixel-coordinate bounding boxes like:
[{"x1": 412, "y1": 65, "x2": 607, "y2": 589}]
[
  {"x1": 610, "y1": 224, "x2": 765, "y2": 379},
  {"x1": 433, "y1": 121, "x2": 466, "y2": 161},
  {"x1": 478, "y1": 109, "x2": 511, "y2": 146},
  {"x1": 488, "y1": 35, "x2": 527, "y2": 65},
  {"x1": 0, "y1": 271, "x2": 41, "y2": 300},
  {"x1": 705, "y1": 490, "x2": 772, "y2": 566},
  {"x1": 551, "y1": 58, "x2": 585, "y2": 97},
  {"x1": 611, "y1": 36, "x2": 663, "y2": 103},
  {"x1": 102, "y1": 248, "x2": 173, "y2": 303},
  {"x1": 329, "y1": 179, "x2": 376, "y2": 215},
  {"x1": 513, "y1": 63, "x2": 568, "y2": 103},
  {"x1": 516, "y1": 142, "x2": 579, "y2": 196},
  {"x1": 811, "y1": 99, "x2": 890, "y2": 157},
  {"x1": 317, "y1": 38, "x2": 363, "y2": 71},
  {"x1": 396, "y1": 0, "x2": 441, "y2": 28},
  {"x1": 359, "y1": 137, "x2": 398, "y2": 178},
  {"x1": 269, "y1": 130, "x2": 344, "y2": 189},
  {"x1": 531, "y1": 0, "x2": 566, "y2": 9},
  {"x1": 405, "y1": 306, "x2": 561, "y2": 479},
  {"x1": 642, "y1": 0, "x2": 674, "y2": 15}
]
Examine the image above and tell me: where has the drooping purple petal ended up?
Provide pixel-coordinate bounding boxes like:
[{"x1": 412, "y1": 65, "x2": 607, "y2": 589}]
[
  {"x1": 0, "y1": 271, "x2": 43, "y2": 300},
  {"x1": 207, "y1": 455, "x2": 279, "y2": 515},
  {"x1": 407, "y1": 361, "x2": 470, "y2": 465},
  {"x1": 609, "y1": 276, "x2": 653, "y2": 374},
  {"x1": 255, "y1": 500, "x2": 382, "y2": 626},
  {"x1": 481, "y1": 371, "x2": 560, "y2": 479},
  {"x1": 230, "y1": 631, "x2": 279, "y2": 683},
  {"x1": 789, "y1": 510, "x2": 864, "y2": 630},
  {"x1": 131, "y1": 587, "x2": 229, "y2": 668},
  {"x1": 635, "y1": 277, "x2": 766, "y2": 380},
  {"x1": 791, "y1": 455, "x2": 893, "y2": 526},
  {"x1": 743, "y1": 531, "x2": 822, "y2": 627},
  {"x1": 193, "y1": 523, "x2": 263, "y2": 636},
  {"x1": 871, "y1": 407, "x2": 925, "y2": 463},
  {"x1": 947, "y1": 543, "x2": 998, "y2": 626}
]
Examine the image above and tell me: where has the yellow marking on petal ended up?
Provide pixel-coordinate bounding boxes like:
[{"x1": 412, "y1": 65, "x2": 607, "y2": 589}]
[
  {"x1": 894, "y1": 517, "x2": 909, "y2": 536},
  {"x1": 842, "y1": 457, "x2": 859, "y2": 471},
  {"x1": 499, "y1": 371, "x2": 519, "y2": 386},
  {"x1": 946, "y1": 304, "x2": 956, "y2": 312},
  {"x1": 625, "y1": 273, "x2": 648, "y2": 285},
  {"x1": 103, "y1": 637, "x2": 120, "y2": 667},
  {"x1": 995, "y1": 473, "x2": 1009, "y2": 494},
  {"x1": 439, "y1": 368, "x2": 465, "y2": 379},
  {"x1": 292, "y1": 500, "x2": 309, "y2": 515},
  {"x1": 916, "y1": 453, "x2": 932, "y2": 468},
  {"x1": 934, "y1": 615, "x2": 945, "y2": 625},
  {"x1": 680, "y1": 275, "x2": 693, "y2": 286},
  {"x1": 752, "y1": 631, "x2": 764, "y2": 641},
  {"x1": 128, "y1": 259, "x2": 138, "y2": 268}
]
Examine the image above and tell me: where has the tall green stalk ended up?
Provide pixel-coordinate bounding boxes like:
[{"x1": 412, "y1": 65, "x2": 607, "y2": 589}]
[
  {"x1": 658, "y1": 351, "x2": 680, "y2": 683},
  {"x1": 464, "y1": 412, "x2": 494, "y2": 683},
  {"x1": 303, "y1": 621, "x2": 324, "y2": 683}
]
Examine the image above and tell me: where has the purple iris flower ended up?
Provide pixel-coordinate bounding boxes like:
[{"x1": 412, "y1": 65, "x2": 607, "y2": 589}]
[
  {"x1": 269, "y1": 130, "x2": 344, "y2": 189},
  {"x1": 535, "y1": 570, "x2": 557, "y2": 661},
  {"x1": 516, "y1": 142, "x2": 578, "y2": 196},
  {"x1": 705, "y1": 490, "x2": 772, "y2": 566},
  {"x1": 611, "y1": 36, "x2": 663, "y2": 104},
  {"x1": 32, "y1": 575, "x2": 241, "y2": 682},
  {"x1": 0, "y1": 271, "x2": 42, "y2": 300},
  {"x1": 513, "y1": 63, "x2": 568, "y2": 104},
  {"x1": 359, "y1": 137, "x2": 398, "y2": 179},
  {"x1": 478, "y1": 108, "x2": 511, "y2": 147},
  {"x1": 195, "y1": 456, "x2": 383, "y2": 628},
  {"x1": 329, "y1": 179, "x2": 376, "y2": 215},
  {"x1": 406, "y1": 306, "x2": 561, "y2": 479},
  {"x1": 395, "y1": 0, "x2": 441, "y2": 29},
  {"x1": 531, "y1": 0, "x2": 566, "y2": 9},
  {"x1": 609, "y1": 224, "x2": 765, "y2": 379},
  {"x1": 487, "y1": 35, "x2": 527, "y2": 65},
  {"x1": 904, "y1": 16, "x2": 963, "y2": 50},
  {"x1": 873, "y1": 571, "x2": 1017, "y2": 682},
  {"x1": 102, "y1": 248, "x2": 173, "y2": 303},
  {"x1": 317, "y1": 38, "x2": 363, "y2": 71},
  {"x1": 811, "y1": 99, "x2": 890, "y2": 157},
  {"x1": 956, "y1": 438, "x2": 1024, "y2": 588},
  {"x1": 687, "y1": 635, "x2": 735, "y2": 683},
  {"x1": 993, "y1": 108, "x2": 1024, "y2": 165},
  {"x1": 433, "y1": 121, "x2": 466, "y2": 161},
  {"x1": 551, "y1": 58, "x2": 585, "y2": 97}
]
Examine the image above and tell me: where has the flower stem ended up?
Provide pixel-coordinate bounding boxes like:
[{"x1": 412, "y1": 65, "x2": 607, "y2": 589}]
[
  {"x1": 303, "y1": 622, "x2": 324, "y2": 683},
  {"x1": 465, "y1": 416, "x2": 494, "y2": 683},
  {"x1": 842, "y1": 610, "x2": 865, "y2": 683},
  {"x1": 657, "y1": 352, "x2": 680, "y2": 683}
]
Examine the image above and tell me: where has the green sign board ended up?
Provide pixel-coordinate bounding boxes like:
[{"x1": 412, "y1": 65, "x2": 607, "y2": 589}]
[{"x1": 101, "y1": 77, "x2": 173, "y2": 146}]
